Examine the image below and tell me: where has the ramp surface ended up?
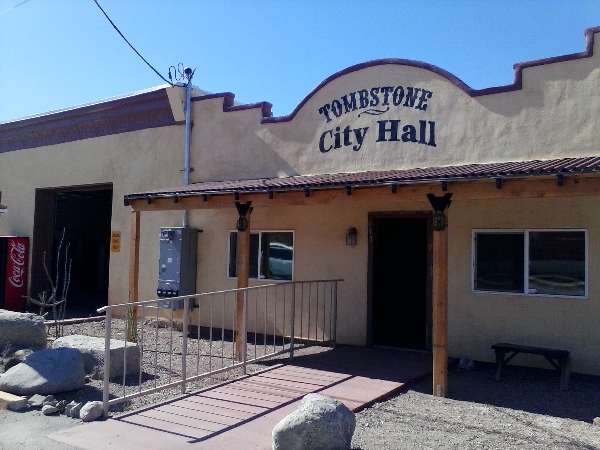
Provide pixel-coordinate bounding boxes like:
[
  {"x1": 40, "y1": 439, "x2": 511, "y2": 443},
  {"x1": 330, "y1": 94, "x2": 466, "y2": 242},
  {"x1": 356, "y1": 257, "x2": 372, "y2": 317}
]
[{"x1": 50, "y1": 347, "x2": 431, "y2": 450}]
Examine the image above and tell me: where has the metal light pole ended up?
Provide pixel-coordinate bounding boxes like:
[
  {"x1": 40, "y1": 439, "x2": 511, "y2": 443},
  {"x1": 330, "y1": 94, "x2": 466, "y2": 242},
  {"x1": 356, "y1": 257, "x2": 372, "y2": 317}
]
[{"x1": 182, "y1": 67, "x2": 194, "y2": 227}]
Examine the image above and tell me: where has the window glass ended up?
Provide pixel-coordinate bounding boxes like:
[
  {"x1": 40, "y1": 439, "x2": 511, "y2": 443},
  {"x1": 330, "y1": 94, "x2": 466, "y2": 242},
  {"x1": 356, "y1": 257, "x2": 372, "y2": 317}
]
[
  {"x1": 475, "y1": 233, "x2": 524, "y2": 292},
  {"x1": 529, "y1": 231, "x2": 585, "y2": 296},
  {"x1": 260, "y1": 232, "x2": 293, "y2": 280},
  {"x1": 229, "y1": 232, "x2": 292, "y2": 280},
  {"x1": 228, "y1": 232, "x2": 259, "y2": 278}
]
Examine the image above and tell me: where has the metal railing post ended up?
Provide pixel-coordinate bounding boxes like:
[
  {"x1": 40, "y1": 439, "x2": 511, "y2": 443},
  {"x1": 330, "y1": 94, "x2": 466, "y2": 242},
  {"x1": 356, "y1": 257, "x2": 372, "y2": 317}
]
[
  {"x1": 181, "y1": 298, "x2": 189, "y2": 394},
  {"x1": 103, "y1": 308, "x2": 112, "y2": 414},
  {"x1": 332, "y1": 281, "x2": 338, "y2": 347},
  {"x1": 290, "y1": 283, "x2": 296, "y2": 358},
  {"x1": 242, "y1": 290, "x2": 248, "y2": 374}
]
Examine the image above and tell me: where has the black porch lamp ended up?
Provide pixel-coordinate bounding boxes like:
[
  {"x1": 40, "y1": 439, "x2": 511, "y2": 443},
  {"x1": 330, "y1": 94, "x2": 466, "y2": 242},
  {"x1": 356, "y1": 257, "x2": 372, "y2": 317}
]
[{"x1": 346, "y1": 227, "x2": 357, "y2": 247}]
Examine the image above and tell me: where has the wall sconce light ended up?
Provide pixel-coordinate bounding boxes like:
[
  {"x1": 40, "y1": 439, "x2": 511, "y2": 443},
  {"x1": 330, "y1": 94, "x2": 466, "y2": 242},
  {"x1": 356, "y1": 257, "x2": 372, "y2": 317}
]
[
  {"x1": 346, "y1": 227, "x2": 357, "y2": 247},
  {"x1": 0, "y1": 204, "x2": 6, "y2": 216}
]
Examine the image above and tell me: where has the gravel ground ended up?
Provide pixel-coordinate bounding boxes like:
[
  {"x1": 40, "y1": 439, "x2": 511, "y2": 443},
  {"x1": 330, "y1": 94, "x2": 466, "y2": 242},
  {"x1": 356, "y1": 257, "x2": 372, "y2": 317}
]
[
  {"x1": 48, "y1": 318, "x2": 298, "y2": 412},
  {"x1": 352, "y1": 362, "x2": 600, "y2": 450}
]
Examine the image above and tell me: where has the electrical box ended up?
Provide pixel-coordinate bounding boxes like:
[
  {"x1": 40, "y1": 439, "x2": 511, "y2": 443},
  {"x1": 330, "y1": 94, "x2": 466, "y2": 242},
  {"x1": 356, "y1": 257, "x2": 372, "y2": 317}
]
[{"x1": 157, "y1": 227, "x2": 198, "y2": 309}]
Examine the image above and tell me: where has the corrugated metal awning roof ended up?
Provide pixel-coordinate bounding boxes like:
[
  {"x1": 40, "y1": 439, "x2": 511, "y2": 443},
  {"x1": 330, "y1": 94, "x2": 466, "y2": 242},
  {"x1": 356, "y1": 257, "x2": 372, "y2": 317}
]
[{"x1": 124, "y1": 156, "x2": 600, "y2": 203}]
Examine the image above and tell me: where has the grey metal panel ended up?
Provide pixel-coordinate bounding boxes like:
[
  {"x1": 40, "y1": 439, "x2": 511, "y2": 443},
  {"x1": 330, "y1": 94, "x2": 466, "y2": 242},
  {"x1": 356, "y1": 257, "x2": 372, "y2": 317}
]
[{"x1": 157, "y1": 227, "x2": 198, "y2": 309}]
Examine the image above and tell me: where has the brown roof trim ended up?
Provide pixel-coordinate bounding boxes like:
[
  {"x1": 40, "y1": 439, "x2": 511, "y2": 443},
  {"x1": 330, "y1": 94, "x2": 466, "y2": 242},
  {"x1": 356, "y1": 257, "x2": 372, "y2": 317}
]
[
  {"x1": 123, "y1": 156, "x2": 600, "y2": 205},
  {"x1": 190, "y1": 26, "x2": 600, "y2": 124},
  {"x1": 192, "y1": 92, "x2": 273, "y2": 118},
  {"x1": 0, "y1": 88, "x2": 178, "y2": 153}
]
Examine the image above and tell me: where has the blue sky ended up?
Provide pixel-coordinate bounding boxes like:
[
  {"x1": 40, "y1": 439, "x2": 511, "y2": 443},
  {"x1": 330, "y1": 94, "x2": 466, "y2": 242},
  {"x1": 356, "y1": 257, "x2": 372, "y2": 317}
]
[{"x1": 1, "y1": 0, "x2": 599, "y2": 122}]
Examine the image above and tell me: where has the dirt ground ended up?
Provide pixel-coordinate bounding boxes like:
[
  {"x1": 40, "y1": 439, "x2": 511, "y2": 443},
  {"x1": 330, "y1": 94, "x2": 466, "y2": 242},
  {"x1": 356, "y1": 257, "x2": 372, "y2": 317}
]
[{"x1": 352, "y1": 362, "x2": 600, "y2": 450}]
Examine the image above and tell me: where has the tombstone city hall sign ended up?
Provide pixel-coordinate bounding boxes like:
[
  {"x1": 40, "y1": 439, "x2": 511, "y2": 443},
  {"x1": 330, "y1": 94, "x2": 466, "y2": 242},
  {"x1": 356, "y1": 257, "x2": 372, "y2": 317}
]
[{"x1": 317, "y1": 84, "x2": 437, "y2": 153}]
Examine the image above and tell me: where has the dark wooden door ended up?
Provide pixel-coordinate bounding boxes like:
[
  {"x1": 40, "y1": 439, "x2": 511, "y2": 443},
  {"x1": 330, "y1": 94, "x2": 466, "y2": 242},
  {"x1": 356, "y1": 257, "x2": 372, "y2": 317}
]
[{"x1": 371, "y1": 217, "x2": 429, "y2": 349}]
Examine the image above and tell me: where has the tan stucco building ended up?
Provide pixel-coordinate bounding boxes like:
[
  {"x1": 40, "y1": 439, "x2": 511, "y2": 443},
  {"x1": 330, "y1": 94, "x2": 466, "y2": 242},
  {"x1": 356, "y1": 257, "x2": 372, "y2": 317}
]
[{"x1": 3, "y1": 26, "x2": 600, "y2": 380}]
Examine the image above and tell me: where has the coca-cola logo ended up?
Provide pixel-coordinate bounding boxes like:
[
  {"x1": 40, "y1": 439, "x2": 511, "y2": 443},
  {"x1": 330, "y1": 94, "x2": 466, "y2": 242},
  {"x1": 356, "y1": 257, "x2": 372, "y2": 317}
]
[{"x1": 8, "y1": 241, "x2": 25, "y2": 288}]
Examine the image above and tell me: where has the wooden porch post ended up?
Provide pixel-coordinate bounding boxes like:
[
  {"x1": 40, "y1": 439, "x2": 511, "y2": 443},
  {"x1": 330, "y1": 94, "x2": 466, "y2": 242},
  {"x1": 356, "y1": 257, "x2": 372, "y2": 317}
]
[
  {"x1": 128, "y1": 209, "x2": 141, "y2": 342},
  {"x1": 427, "y1": 193, "x2": 452, "y2": 397},
  {"x1": 235, "y1": 201, "x2": 252, "y2": 361}
]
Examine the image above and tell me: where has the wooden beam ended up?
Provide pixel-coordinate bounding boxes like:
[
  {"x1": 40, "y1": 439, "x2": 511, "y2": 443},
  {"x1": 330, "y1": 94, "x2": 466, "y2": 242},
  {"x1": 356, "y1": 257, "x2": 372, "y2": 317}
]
[
  {"x1": 427, "y1": 193, "x2": 451, "y2": 398},
  {"x1": 129, "y1": 210, "x2": 141, "y2": 302},
  {"x1": 234, "y1": 202, "x2": 252, "y2": 362},
  {"x1": 432, "y1": 225, "x2": 448, "y2": 397},
  {"x1": 126, "y1": 175, "x2": 600, "y2": 212},
  {"x1": 128, "y1": 209, "x2": 141, "y2": 342}
]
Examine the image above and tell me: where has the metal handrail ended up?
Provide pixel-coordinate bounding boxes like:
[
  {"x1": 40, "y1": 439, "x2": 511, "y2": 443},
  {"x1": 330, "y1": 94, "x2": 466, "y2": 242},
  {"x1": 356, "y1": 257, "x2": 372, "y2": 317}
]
[
  {"x1": 97, "y1": 279, "x2": 344, "y2": 313},
  {"x1": 100, "y1": 279, "x2": 341, "y2": 413}
]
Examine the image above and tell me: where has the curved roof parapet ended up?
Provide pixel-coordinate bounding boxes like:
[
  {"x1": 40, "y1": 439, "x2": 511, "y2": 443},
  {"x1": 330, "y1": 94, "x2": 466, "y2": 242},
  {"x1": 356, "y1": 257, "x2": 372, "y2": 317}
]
[
  {"x1": 2, "y1": 26, "x2": 599, "y2": 151},
  {"x1": 189, "y1": 26, "x2": 600, "y2": 124}
]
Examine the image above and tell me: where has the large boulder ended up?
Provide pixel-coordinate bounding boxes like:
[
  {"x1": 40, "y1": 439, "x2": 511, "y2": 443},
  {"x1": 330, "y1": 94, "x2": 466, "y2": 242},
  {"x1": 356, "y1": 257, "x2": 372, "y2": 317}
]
[
  {"x1": 0, "y1": 310, "x2": 46, "y2": 351},
  {"x1": 52, "y1": 334, "x2": 139, "y2": 380},
  {"x1": 272, "y1": 394, "x2": 356, "y2": 450},
  {"x1": 0, "y1": 348, "x2": 85, "y2": 395}
]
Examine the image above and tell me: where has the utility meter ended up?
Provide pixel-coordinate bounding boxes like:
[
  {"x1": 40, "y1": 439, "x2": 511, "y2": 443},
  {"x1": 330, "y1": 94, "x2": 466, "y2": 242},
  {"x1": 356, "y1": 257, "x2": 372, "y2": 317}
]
[{"x1": 157, "y1": 227, "x2": 198, "y2": 309}]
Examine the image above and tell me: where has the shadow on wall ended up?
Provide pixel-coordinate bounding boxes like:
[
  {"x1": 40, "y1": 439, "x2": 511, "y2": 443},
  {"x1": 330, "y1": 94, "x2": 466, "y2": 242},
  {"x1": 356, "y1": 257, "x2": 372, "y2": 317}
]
[{"x1": 410, "y1": 361, "x2": 600, "y2": 423}]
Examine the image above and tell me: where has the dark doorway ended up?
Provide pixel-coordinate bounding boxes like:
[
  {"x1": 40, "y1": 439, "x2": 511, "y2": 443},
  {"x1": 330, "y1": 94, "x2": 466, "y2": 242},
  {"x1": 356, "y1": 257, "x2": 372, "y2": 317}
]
[
  {"x1": 31, "y1": 185, "x2": 112, "y2": 316},
  {"x1": 369, "y1": 214, "x2": 431, "y2": 350}
]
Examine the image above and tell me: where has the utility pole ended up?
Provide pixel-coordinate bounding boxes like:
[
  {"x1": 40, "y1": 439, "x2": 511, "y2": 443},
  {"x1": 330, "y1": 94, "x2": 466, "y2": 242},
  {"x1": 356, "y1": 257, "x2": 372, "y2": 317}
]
[{"x1": 182, "y1": 67, "x2": 194, "y2": 227}]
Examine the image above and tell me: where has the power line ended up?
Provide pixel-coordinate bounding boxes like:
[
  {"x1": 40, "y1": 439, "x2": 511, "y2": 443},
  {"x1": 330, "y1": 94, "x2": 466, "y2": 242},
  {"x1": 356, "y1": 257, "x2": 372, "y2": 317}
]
[
  {"x1": 0, "y1": 0, "x2": 35, "y2": 17},
  {"x1": 90, "y1": 0, "x2": 173, "y2": 86}
]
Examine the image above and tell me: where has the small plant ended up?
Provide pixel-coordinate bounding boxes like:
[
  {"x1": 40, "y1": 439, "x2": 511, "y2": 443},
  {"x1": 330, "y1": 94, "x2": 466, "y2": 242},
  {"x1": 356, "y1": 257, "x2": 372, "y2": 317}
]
[
  {"x1": 126, "y1": 304, "x2": 138, "y2": 343},
  {"x1": 24, "y1": 228, "x2": 72, "y2": 338}
]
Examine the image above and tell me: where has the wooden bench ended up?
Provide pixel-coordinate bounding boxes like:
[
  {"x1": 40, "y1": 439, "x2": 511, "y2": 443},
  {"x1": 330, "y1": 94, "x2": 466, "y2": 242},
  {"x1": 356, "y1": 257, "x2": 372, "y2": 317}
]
[{"x1": 491, "y1": 343, "x2": 571, "y2": 390}]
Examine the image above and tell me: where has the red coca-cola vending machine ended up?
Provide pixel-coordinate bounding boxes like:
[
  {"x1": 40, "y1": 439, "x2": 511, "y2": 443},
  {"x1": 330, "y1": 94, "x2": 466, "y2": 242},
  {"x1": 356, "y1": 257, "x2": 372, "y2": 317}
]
[{"x1": 0, "y1": 237, "x2": 29, "y2": 311}]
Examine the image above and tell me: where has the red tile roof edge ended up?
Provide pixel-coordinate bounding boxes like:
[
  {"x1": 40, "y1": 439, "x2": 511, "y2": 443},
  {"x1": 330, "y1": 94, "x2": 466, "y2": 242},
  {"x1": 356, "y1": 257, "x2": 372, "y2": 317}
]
[{"x1": 124, "y1": 156, "x2": 600, "y2": 204}]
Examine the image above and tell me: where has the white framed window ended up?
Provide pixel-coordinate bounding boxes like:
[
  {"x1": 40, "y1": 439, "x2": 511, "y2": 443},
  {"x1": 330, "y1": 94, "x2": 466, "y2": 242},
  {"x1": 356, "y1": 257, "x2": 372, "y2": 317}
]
[
  {"x1": 228, "y1": 230, "x2": 294, "y2": 281},
  {"x1": 472, "y1": 229, "x2": 587, "y2": 298}
]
